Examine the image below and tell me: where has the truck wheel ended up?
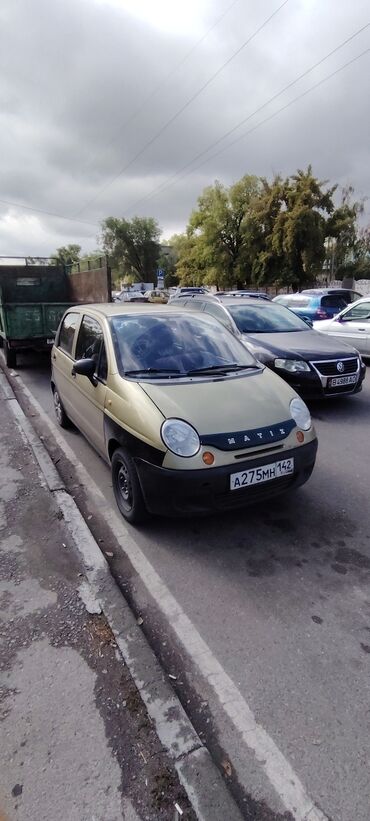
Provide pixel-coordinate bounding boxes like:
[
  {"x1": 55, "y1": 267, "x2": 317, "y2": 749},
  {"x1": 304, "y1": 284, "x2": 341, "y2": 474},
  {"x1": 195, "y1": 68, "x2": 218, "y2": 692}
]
[
  {"x1": 52, "y1": 387, "x2": 70, "y2": 429},
  {"x1": 5, "y1": 342, "x2": 16, "y2": 369},
  {"x1": 111, "y1": 447, "x2": 148, "y2": 524}
]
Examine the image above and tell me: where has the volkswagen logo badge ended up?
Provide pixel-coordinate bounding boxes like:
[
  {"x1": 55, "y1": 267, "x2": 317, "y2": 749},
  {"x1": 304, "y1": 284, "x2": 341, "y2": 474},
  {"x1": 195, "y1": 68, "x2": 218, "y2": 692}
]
[{"x1": 337, "y1": 361, "x2": 344, "y2": 373}]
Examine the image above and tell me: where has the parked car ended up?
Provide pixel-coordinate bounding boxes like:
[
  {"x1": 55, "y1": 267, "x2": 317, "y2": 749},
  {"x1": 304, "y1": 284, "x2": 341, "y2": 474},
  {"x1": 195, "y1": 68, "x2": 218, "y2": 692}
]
[
  {"x1": 221, "y1": 290, "x2": 271, "y2": 300},
  {"x1": 171, "y1": 294, "x2": 366, "y2": 399},
  {"x1": 116, "y1": 290, "x2": 149, "y2": 303},
  {"x1": 51, "y1": 304, "x2": 317, "y2": 522},
  {"x1": 273, "y1": 288, "x2": 363, "y2": 321},
  {"x1": 168, "y1": 286, "x2": 208, "y2": 303},
  {"x1": 313, "y1": 296, "x2": 370, "y2": 358},
  {"x1": 147, "y1": 289, "x2": 169, "y2": 304}
]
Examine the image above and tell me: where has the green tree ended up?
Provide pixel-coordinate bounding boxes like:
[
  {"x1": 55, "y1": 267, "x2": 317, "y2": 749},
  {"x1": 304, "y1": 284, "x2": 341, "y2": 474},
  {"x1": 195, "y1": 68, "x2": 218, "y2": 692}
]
[
  {"x1": 326, "y1": 185, "x2": 364, "y2": 275},
  {"x1": 157, "y1": 242, "x2": 179, "y2": 288},
  {"x1": 100, "y1": 216, "x2": 161, "y2": 282},
  {"x1": 185, "y1": 175, "x2": 261, "y2": 289},
  {"x1": 52, "y1": 244, "x2": 81, "y2": 268},
  {"x1": 252, "y1": 167, "x2": 336, "y2": 289}
]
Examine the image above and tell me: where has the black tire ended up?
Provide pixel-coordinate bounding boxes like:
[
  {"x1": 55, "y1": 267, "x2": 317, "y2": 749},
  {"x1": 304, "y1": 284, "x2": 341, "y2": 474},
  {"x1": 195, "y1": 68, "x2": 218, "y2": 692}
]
[
  {"x1": 111, "y1": 447, "x2": 148, "y2": 524},
  {"x1": 5, "y1": 342, "x2": 16, "y2": 369},
  {"x1": 52, "y1": 386, "x2": 71, "y2": 429}
]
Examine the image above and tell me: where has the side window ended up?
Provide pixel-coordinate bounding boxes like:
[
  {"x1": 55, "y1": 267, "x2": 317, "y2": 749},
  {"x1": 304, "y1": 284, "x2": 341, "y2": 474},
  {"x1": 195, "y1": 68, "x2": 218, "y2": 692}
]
[
  {"x1": 188, "y1": 300, "x2": 204, "y2": 311},
  {"x1": 342, "y1": 301, "x2": 370, "y2": 321},
  {"x1": 98, "y1": 342, "x2": 108, "y2": 381},
  {"x1": 321, "y1": 295, "x2": 346, "y2": 310},
  {"x1": 76, "y1": 315, "x2": 108, "y2": 380},
  {"x1": 204, "y1": 303, "x2": 235, "y2": 333},
  {"x1": 58, "y1": 312, "x2": 80, "y2": 356}
]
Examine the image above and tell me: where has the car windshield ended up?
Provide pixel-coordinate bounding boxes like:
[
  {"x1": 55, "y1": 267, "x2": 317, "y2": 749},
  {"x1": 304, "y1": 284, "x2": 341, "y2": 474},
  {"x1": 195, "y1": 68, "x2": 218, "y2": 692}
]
[
  {"x1": 226, "y1": 302, "x2": 311, "y2": 333},
  {"x1": 110, "y1": 313, "x2": 257, "y2": 378}
]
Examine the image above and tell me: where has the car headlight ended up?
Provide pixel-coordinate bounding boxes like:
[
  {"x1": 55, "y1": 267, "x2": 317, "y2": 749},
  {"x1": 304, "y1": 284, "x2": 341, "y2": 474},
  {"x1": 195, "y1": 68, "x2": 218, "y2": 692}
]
[
  {"x1": 290, "y1": 397, "x2": 311, "y2": 431},
  {"x1": 275, "y1": 358, "x2": 310, "y2": 373},
  {"x1": 161, "y1": 419, "x2": 200, "y2": 457}
]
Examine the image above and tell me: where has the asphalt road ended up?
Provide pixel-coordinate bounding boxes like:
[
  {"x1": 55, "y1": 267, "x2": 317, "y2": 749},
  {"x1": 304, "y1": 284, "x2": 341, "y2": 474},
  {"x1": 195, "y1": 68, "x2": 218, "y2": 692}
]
[{"x1": 11, "y1": 352, "x2": 370, "y2": 821}]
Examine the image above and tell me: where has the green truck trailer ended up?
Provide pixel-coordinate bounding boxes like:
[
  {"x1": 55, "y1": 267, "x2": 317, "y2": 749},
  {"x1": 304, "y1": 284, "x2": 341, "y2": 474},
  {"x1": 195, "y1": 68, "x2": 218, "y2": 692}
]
[{"x1": 0, "y1": 258, "x2": 111, "y2": 368}]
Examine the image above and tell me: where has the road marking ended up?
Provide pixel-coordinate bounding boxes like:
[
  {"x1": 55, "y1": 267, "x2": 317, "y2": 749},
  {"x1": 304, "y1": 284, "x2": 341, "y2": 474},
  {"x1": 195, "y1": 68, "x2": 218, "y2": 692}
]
[{"x1": 15, "y1": 378, "x2": 327, "y2": 821}]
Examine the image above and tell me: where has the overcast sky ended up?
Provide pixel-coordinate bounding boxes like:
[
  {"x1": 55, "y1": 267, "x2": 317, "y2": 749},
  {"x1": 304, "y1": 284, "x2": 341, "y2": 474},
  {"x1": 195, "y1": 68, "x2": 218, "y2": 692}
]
[{"x1": 0, "y1": 0, "x2": 369, "y2": 257}]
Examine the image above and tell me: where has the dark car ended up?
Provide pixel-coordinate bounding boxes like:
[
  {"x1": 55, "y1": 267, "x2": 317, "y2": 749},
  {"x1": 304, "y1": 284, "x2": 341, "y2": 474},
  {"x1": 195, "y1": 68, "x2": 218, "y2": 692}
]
[
  {"x1": 273, "y1": 288, "x2": 363, "y2": 321},
  {"x1": 171, "y1": 294, "x2": 366, "y2": 399}
]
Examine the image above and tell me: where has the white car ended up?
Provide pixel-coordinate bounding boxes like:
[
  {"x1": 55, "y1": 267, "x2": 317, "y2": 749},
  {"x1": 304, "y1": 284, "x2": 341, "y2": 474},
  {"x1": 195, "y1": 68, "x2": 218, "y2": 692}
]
[{"x1": 313, "y1": 296, "x2": 370, "y2": 358}]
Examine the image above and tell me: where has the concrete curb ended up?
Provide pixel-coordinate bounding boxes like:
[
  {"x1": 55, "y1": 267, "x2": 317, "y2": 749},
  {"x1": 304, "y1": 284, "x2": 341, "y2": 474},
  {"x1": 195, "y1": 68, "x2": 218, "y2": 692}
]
[{"x1": 0, "y1": 369, "x2": 244, "y2": 821}]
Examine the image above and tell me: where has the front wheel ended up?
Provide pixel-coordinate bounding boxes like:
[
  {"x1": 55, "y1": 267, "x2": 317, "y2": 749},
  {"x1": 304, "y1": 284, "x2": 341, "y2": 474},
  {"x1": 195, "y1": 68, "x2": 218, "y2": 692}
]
[
  {"x1": 111, "y1": 447, "x2": 148, "y2": 524},
  {"x1": 52, "y1": 387, "x2": 70, "y2": 428}
]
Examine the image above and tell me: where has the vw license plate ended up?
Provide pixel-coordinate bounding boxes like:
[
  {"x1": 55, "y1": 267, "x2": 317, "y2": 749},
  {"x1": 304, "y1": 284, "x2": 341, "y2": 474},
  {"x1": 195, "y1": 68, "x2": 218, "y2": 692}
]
[
  {"x1": 230, "y1": 458, "x2": 294, "y2": 491},
  {"x1": 328, "y1": 374, "x2": 357, "y2": 388}
]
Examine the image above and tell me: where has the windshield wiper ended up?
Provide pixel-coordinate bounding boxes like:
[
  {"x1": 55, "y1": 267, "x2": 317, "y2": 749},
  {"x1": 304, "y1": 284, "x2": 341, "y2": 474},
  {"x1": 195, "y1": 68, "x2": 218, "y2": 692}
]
[
  {"x1": 125, "y1": 367, "x2": 181, "y2": 377},
  {"x1": 186, "y1": 363, "x2": 259, "y2": 376}
]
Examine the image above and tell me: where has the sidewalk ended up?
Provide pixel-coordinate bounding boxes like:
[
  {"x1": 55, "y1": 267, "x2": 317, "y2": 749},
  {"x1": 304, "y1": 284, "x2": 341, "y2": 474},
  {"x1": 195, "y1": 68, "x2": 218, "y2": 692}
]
[{"x1": 0, "y1": 379, "x2": 195, "y2": 821}]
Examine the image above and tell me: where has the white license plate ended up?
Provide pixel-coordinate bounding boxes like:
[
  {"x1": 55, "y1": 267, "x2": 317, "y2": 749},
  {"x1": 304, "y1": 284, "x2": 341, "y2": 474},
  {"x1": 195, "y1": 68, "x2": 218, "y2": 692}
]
[
  {"x1": 328, "y1": 374, "x2": 357, "y2": 387},
  {"x1": 47, "y1": 338, "x2": 54, "y2": 345},
  {"x1": 230, "y1": 458, "x2": 294, "y2": 491}
]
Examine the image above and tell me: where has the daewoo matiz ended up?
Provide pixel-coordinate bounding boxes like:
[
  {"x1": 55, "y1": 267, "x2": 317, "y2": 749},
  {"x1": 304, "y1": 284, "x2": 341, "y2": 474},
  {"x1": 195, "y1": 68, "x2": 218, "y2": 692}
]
[{"x1": 51, "y1": 305, "x2": 318, "y2": 523}]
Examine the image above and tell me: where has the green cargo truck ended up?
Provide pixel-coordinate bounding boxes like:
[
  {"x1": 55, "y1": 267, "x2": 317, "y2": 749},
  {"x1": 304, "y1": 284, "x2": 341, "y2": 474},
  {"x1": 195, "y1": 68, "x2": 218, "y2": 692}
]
[
  {"x1": 0, "y1": 264, "x2": 72, "y2": 368},
  {"x1": 0, "y1": 257, "x2": 112, "y2": 368}
]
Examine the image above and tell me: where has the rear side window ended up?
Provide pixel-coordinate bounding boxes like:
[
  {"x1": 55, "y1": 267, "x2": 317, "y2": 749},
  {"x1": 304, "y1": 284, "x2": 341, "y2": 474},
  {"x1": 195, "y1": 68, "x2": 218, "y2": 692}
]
[
  {"x1": 75, "y1": 315, "x2": 107, "y2": 380},
  {"x1": 58, "y1": 312, "x2": 80, "y2": 356},
  {"x1": 321, "y1": 295, "x2": 347, "y2": 309},
  {"x1": 343, "y1": 301, "x2": 370, "y2": 320}
]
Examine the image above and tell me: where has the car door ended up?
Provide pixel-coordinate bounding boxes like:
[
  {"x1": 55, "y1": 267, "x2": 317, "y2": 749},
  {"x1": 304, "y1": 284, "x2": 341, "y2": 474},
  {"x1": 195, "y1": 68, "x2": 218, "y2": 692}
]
[
  {"x1": 52, "y1": 310, "x2": 82, "y2": 423},
  {"x1": 72, "y1": 314, "x2": 108, "y2": 455},
  {"x1": 331, "y1": 300, "x2": 370, "y2": 355}
]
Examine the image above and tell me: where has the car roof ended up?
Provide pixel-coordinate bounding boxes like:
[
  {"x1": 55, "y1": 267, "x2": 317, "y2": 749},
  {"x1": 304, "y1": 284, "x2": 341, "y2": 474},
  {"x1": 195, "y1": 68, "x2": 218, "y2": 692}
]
[
  {"x1": 219, "y1": 297, "x2": 269, "y2": 307},
  {"x1": 67, "y1": 303, "x2": 180, "y2": 317},
  {"x1": 301, "y1": 288, "x2": 356, "y2": 294}
]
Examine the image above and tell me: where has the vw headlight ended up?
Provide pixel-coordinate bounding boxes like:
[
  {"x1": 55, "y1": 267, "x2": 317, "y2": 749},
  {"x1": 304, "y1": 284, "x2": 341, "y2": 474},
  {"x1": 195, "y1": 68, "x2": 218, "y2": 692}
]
[
  {"x1": 275, "y1": 358, "x2": 310, "y2": 373},
  {"x1": 161, "y1": 419, "x2": 200, "y2": 457},
  {"x1": 290, "y1": 397, "x2": 311, "y2": 431}
]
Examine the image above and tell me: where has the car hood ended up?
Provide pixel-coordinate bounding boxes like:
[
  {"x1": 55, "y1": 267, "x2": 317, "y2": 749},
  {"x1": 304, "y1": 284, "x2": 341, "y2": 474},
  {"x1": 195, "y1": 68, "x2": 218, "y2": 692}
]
[
  {"x1": 140, "y1": 368, "x2": 296, "y2": 435},
  {"x1": 312, "y1": 319, "x2": 338, "y2": 330},
  {"x1": 243, "y1": 329, "x2": 358, "y2": 360}
]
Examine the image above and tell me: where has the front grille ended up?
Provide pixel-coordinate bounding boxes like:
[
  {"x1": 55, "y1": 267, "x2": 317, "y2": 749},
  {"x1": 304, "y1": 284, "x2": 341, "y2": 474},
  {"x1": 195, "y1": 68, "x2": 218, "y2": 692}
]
[{"x1": 311, "y1": 357, "x2": 359, "y2": 377}]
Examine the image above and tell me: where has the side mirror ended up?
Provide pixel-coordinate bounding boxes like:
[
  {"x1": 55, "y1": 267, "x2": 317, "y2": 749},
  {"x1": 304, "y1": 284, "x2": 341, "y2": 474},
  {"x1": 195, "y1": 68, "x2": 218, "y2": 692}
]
[{"x1": 72, "y1": 358, "x2": 97, "y2": 383}]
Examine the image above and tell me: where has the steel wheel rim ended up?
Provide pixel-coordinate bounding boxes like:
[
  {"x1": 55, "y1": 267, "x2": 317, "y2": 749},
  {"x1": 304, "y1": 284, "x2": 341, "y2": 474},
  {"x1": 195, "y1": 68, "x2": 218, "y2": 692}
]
[
  {"x1": 53, "y1": 391, "x2": 62, "y2": 424},
  {"x1": 117, "y1": 461, "x2": 132, "y2": 509}
]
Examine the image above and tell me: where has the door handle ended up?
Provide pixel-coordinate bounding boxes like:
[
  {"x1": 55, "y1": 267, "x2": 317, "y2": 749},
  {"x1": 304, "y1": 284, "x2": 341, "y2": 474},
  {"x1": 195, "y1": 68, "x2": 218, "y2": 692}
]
[{"x1": 357, "y1": 328, "x2": 366, "y2": 331}]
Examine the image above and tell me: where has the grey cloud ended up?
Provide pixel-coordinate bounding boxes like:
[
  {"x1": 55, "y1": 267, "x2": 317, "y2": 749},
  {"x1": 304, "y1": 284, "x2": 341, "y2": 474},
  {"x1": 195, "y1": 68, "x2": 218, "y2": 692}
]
[{"x1": 0, "y1": 0, "x2": 369, "y2": 256}]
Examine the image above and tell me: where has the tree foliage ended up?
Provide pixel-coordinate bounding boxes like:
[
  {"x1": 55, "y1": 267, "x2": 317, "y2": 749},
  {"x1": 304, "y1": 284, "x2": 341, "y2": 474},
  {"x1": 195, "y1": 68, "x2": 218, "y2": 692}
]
[
  {"x1": 52, "y1": 244, "x2": 81, "y2": 267},
  {"x1": 100, "y1": 216, "x2": 161, "y2": 282},
  {"x1": 174, "y1": 167, "x2": 366, "y2": 290}
]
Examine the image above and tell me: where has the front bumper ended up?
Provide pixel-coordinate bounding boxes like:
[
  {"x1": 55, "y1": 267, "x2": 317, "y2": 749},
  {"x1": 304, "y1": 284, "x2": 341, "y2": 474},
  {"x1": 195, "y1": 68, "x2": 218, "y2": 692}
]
[
  {"x1": 271, "y1": 360, "x2": 366, "y2": 399},
  {"x1": 135, "y1": 439, "x2": 318, "y2": 516}
]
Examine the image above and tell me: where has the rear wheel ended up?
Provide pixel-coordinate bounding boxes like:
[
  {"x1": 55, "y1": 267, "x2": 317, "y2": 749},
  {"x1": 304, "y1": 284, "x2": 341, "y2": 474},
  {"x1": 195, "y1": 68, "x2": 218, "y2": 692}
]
[
  {"x1": 111, "y1": 447, "x2": 148, "y2": 524},
  {"x1": 52, "y1": 387, "x2": 70, "y2": 428},
  {"x1": 5, "y1": 342, "x2": 16, "y2": 369}
]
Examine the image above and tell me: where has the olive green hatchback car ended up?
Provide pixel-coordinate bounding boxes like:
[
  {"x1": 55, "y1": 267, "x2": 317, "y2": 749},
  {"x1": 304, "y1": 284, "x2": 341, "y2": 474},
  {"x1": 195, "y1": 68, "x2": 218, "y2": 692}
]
[{"x1": 51, "y1": 304, "x2": 318, "y2": 523}]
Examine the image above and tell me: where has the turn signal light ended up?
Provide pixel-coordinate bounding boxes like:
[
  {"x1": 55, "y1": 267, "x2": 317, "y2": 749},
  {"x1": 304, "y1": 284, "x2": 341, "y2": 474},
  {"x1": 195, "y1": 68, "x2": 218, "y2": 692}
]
[
  {"x1": 296, "y1": 430, "x2": 304, "y2": 443},
  {"x1": 202, "y1": 451, "x2": 215, "y2": 465}
]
